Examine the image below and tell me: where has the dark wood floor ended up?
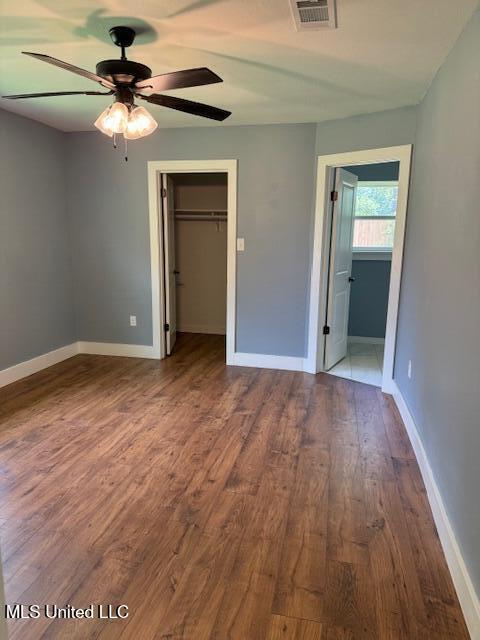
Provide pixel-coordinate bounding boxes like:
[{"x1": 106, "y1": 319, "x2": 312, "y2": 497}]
[{"x1": 0, "y1": 333, "x2": 469, "y2": 639}]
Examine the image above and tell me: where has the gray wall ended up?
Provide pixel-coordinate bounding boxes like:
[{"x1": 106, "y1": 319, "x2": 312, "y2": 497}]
[
  {"x1": 348, "y1": 260, "x2": 391, "y2": 338},
  {"x1": 66, "y1": 107, "x2": 416, "y2": 358},
  {"x1": 395, "y1": 8, "x2": 480, "y2": 596},
  {"x1": 0, "y1": 109, "x2": 74, "y2": 370},
  {"x1": 315, "y1": 106, "x2": 417, "y2": 156},
  {"x1": 66, "y1": 123, "x2": 316, "y2": 357},
  {"x1": 0, "y1": 105, "x2": 418, "y2": 369}
]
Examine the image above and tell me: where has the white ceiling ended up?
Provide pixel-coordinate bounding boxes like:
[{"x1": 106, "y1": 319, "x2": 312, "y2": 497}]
[{"x1": 0, "y1": 0, "x2": 477, "y2": 131}]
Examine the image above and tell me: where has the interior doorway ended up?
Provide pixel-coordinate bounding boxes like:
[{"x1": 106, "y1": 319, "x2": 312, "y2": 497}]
[
  {"x1": 147, "y1": 159, "x2": 237, "y2": 364},
  {"x1": 325, "y1": 162, "x2": 399, "y2": 386},
  {"x1": 306, "y1": 145, "x2": 412, "y2": 392},
  {"x1": 161, "y1": 172, "x2": 228, "y2": 355}
]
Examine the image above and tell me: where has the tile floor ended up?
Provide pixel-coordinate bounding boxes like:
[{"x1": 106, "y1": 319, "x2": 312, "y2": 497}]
[{"x1": 328, "y1": 340, "x2": 384, "y2": 387}]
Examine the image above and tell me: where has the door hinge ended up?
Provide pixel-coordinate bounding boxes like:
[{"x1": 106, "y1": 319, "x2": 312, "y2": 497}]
[
  {"x1": 323, "y1": 325, "x2": 330, "y2": 335},
  {"x1": 164, "y1": 323, "x2": 170, "y2": 332},
  {"x1": 161, "y1": 187, "x2": 167, "y2": 198},
  {"x1": 330, "y1": 190, "x2": 338, "y2": 202}
]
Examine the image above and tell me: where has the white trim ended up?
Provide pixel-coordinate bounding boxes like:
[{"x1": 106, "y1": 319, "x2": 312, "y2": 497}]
[
  {"x1": 230, "y1": 352, "x2": 307, "y2": 372},
  {"x1": 1, "y1": 342, "x2": 306, "y2": 385},
  {"x1": 0, "y1": 340, "x2": 168, "y2": 389},
  {"x1": 305, "y1": 144, "x2": 412, "y2": 392},
  {"x1": 0, "y1": 343, "x2": 79, "y2": 389},
  {"x1": 392, "y1": 382, "x2": 480, "y2": 639},
  {"x1": 77, "y1": 342, "x2": 158, "y2": 359},
  {"x1": 147, "y1": 160, "x2": 237, "y2": 365},
  {"x1": 348, "y1": 336, "x2": 385, "y2": 345},
  {"x1": 177, "y1": 324, "x2": 226, "y2": 335}
]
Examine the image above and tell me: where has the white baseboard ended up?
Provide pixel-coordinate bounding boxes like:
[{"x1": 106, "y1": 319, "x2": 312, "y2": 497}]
[
  {"x1": 392, "y1": 382, "x2": 480, "y2": 639},
  {"x1": 230, "y1": 352, "x2": 307, "y2": 372},
  {"x1": 348, "y1": 335, "x2": 385, "y2": 345},
  {"x1": 77, "y1": 342, "x2": 158, "y2": 359},
  {"x1": 1, "y1": 343, "x2": 311, "y2": 390},
  {"x1": 0, "y1": 341, "x2": 161, "y2": 390},
  {"x1": 178, "y1": 324, "x2": 226, "y2": 335},
  {"x1": 0, "y1": 343, "x2": 79, "y2": 389}
]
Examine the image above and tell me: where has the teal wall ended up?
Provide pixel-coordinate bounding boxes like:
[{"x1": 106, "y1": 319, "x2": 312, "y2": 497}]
[
  {"x1": 348, "y1": 260, "x2": 391, "y2": 338},
  {"x1": 344, "y1": 161, "x2": 399, "y2": 339},
  {"x1": 346, "y1": 161, "x2": 399, "y2": 181}
]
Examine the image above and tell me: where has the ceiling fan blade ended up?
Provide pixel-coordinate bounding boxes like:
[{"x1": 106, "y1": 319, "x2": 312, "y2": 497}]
[
  {"x1": 135, "y1": 67, "x2": 222, "y2": 92},
  {"x1": 137, "y1": 93, "x2": 231, "y2": 121},
  {"x1": 2, "y1": 90, "x2": 113, "y2": 99},
  {"x1": 22, "y1": 52, "x2": 116, "y2": 90}
]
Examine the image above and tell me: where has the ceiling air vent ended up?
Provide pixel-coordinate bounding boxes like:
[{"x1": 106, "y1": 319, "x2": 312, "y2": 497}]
[{"x1": 290, "y1": 0, "x2": 337, "y2": 30}]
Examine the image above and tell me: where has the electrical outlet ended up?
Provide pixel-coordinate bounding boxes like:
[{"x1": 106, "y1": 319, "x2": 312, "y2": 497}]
[
  {"x1": 407, "y1": 360, "x2": 412, "y2": 379},
  {"x1": 130, "y1": 315, "x2": 137, "y2": 327},
  {"x1": 237, "y1": 237, "x2": 245, "y2": 252}
]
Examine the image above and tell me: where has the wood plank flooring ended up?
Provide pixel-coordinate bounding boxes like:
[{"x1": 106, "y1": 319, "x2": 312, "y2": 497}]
[{"x1": 0, "y1": 333, "x2": 469, "y2": 639}]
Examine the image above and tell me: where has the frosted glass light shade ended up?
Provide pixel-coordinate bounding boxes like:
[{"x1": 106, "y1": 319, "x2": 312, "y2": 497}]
[
  {"x1": 94, "y1": 107, "x2": 114, "y2": 137},
  {"x1": 94, "y1": 102, "x2": 129, "y2": 136},
  {"x1": 125, "y1": 106, "x2": 158, "y2": 139}
]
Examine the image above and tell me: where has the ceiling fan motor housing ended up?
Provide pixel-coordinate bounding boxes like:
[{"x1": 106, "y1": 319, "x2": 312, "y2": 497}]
[
  {"x1": 97, "y1": 26, "x2": 152, "y2": 87},
  {"x1": 96, "y1": 59, "x2": 152, "y2": 86}
]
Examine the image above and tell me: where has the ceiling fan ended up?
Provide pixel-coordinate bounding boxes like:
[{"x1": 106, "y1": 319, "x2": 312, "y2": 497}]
[{"x1": 2, "y1": 26, "x2": 231, "y2": 151}]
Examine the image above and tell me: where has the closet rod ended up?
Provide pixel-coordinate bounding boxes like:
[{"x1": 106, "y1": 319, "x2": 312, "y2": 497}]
[{"x1": 175, "y1": 213, "x2": 227, "y2": 222}]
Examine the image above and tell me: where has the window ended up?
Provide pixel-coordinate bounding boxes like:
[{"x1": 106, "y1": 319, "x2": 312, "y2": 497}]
[{"x1": 352, "y1": 181, "x2": 398, "y2": 251}]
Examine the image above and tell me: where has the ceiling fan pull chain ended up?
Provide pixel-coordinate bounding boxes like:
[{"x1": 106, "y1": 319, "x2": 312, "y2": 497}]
[
  {"x1": 113, "y1": 132, "x2": 117, "y2": 149},
  {"x1": 124, "y1": 137, "x2": 128, "y2": 162}
]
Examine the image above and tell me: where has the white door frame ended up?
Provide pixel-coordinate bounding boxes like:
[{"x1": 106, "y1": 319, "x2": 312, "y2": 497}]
[
  {"x1": 147, "y1": 159, "x2": 237, "y2": 363},
  {"x1": 305, "y1": 145, "x2": 412, "y2": 393}
]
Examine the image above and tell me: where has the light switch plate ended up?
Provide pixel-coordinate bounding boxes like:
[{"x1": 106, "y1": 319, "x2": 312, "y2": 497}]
[
  {"x1": 130, "y1": 315, "x2": 137, "y2": 327},
  {"x1": 237, "y1": 237, "x2": 245, "y2": 252}
]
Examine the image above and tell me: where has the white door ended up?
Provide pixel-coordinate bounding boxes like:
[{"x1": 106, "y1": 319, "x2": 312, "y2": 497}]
[
  {"x1": 162, "y1": 174, "x2": 177, "y2": 355},
  {"x1": 324, "y1": 168, "x2": 358, "y2": 370}
]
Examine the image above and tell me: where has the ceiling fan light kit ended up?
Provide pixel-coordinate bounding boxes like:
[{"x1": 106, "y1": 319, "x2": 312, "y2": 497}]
[
  {"x1": 125, "y1": 106, "x2": 158, "y2": 139},
  {"x1": 3, "y1": 25, "x2": 231, "y2": 161},
  {"x1": 94, "y1": 102, "x2": 129, "y2": 137},
  {"x1": 94, "y1": 103, "x2": 157, "y2": 141}
]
